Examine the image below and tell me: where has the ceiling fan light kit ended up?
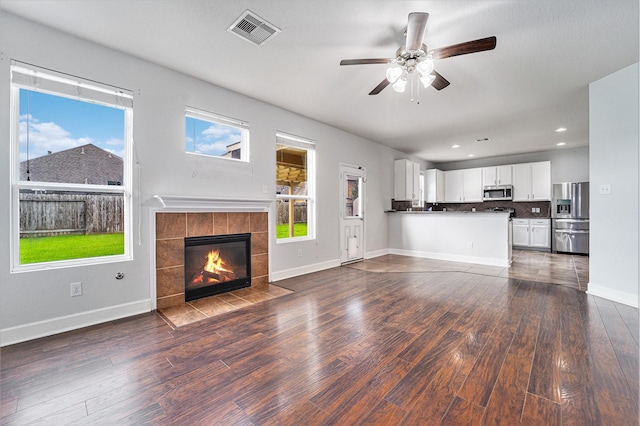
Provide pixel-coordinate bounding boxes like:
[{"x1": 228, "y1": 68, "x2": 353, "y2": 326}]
[
  {"x1": 340, "y1": 12, "x2": 496, "y2": 97},
  {"x1": 386, "y1": 56, "x2": 435, "y2": 92}
]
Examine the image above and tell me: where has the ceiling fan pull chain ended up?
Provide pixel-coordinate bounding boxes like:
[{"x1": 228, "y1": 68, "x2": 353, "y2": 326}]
[{"x1": 409, "y1": 73, "x2": 416, "y2": 102}]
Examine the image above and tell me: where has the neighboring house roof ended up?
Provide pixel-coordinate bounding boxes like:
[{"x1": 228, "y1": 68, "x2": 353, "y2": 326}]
[{"x1": 20, "y1": 143, "x2": 123, "y2": 185}]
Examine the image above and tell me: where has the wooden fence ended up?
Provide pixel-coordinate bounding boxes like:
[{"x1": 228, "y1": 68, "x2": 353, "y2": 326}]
[
  {"x1": 20, "y1": 192, "x2": 124, "y2": 237},
  {"x1": 276, "y1": 200, "x2": 307, "y2": 225}
]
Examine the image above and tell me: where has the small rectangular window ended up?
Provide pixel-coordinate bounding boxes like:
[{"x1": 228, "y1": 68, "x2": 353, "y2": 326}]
[
  {"x1": 185, "y1": 107, "x2": 249, "y2": 161},
  {"x1": 10, "y1": 63, "x2": 133, "y2": 271},
  {"x1": 276, "y1": 133, "x2": 315, "y2": 241}
]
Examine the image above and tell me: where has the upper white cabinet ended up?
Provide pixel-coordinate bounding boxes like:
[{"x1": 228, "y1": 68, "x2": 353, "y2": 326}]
[
  {"x1": 482, "y1": 165, "x2": 513, "y2": 186},
  {"x1": 444, "y1": 168, "x2": 482, "y2": 202},
  {"x1": 513, "y1": 161, "x2": 551, "y2": 201},
  {"x1": 425, "y1": 169, "x2": 445, "y2": 203},
  {"x1": 394, "y1": 159, "x2": 421, "y2": 203}
]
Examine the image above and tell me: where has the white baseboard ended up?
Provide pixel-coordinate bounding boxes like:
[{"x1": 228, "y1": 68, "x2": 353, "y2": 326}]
[
  {"x1": 271, "y1": 259, "x2": 341, "y2": 282},
  {"x1": 0, "y1": 299, "x2": 152, "y2": 347},
  {"x1": 587, "y1": 283, "x2": 639, "y2": 308},
  {"x1": 388, "y1": 248, "x2": 510, "y2": 268},
  {"x1": 365, "y1": 248, "x2": 390, "y2": 259}
]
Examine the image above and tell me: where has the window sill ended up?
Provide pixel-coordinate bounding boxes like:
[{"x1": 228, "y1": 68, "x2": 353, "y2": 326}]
[
  {"x1": 276, "y1": 236, "x2": 315, "y2": 244},
  {"x1": 11, "y1": 254, "x2": 133, "y2": 274}
]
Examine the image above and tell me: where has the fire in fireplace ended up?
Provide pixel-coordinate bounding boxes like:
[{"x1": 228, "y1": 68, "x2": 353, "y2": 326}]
[{"x1": 184, "y1": 233, "x2": 251, "y2": 301}]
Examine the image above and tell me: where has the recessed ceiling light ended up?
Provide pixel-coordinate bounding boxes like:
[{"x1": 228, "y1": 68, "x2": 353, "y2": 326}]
[
  {"x1": 555, "y1": 127, "x2": 567, "y2": 132},
  {"x1": 468, "y1": 154, "x2": 475, "y2": 157},
  {"x1": 556, "y1": 142, "x2": 566, "y2": 146},
  {"x1": 452, "y1": 144, "x2": 460, "y2": 148}
]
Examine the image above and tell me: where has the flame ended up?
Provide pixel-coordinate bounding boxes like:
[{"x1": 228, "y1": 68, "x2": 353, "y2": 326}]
[{"x1": 204, "y1": 250, "x2": 232, "y2": 275}]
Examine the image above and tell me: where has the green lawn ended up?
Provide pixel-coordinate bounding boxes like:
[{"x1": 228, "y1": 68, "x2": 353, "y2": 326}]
[
  {"x1": 20, "y1": 233, "x2": 125, "y2": 264},
  {"x1": 276, "y1": 223, "x2": 308, "y2": 239}
]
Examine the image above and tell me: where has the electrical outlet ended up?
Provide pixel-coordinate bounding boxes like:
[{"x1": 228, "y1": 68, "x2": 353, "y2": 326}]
[
  {"x1": 467, "y1": 242, "x2": 473, "y2": 249},
  {"x1": 297, "y1": 249, "x2": 303, "y2": 258},
  {"x1": 70, "y1": 282, "x2": 82, "y2": 297},
  {"x1": 531, "y1": 207, "x2": 535, "y2": 213}
]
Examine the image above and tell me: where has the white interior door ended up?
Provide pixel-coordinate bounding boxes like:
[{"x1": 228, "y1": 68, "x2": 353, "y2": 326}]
[{"x1": 340, "y1": 164, "x2": 365, "y2": 264}]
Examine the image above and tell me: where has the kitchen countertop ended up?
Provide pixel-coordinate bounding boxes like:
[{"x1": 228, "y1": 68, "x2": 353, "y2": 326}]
[{"x1": 384, "y1": 210, "x2": 511, "y2": 215}]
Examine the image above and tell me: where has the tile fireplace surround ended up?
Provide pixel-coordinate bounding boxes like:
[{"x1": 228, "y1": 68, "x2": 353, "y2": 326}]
[{"x1": 154, "y1": 198, "x2": 270, "y2": 310}]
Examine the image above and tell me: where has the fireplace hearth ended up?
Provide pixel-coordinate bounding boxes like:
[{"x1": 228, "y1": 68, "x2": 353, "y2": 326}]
[{"x1": 184, "y1": 233, "x2": 251, "y2": 301}]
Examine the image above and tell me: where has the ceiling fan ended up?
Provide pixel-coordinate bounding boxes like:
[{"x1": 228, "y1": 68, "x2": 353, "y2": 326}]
[{"x1": 340, "y1": 12, "x2": 497, "y2": 95}]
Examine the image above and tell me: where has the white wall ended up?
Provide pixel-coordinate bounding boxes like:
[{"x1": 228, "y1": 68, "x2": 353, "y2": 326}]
[
  {"x1": 0, "y1": 13, "x2": 402, "y2": 345},
  {"x1": 435, "y1": 146, "x2": 589, "y2": 184},
  {"x1": 588, "y1": 63, "x2": 639, "y2": 307}
]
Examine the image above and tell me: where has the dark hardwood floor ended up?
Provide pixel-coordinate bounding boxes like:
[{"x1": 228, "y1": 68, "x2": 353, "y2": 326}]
[{"x1": 1, "y1": 265, "x2": 638, "y2": 424}]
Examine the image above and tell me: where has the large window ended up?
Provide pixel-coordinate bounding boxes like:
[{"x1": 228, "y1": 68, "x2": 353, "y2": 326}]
[
  {"x1": 276, "y1": 133, "x2": 315, "y2": 241},
  {"x1": 185, "y1": 107, "x2": 249, "y2": 161},
  {"x1": 10, "y1": 63, "x2": 133, "y2": 271}
]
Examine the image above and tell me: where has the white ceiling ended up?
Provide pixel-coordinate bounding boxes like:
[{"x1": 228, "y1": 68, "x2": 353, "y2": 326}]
[{"x1": 1, "y1": 0, "x2": 638, "y2": 163}]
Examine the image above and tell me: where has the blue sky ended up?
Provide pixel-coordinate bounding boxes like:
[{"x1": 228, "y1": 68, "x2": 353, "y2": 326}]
[
  {"x1": 185, "y1": 116, "x2": 241, "y2": 157},
  {"x1": 19, "y1": 89, "x2": 241, "y2": 162},
  {"x1": 19, "y1": 89, "x2": 124, "y2": 162}
]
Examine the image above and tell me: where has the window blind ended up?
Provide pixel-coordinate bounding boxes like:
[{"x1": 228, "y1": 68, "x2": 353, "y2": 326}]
[
  {"x1": 11, "y1": 61, "x2": 133, "y2": 108},
  {"x1": 276, "y1": 132, "x2": 315, "y2": 150},
  {"x1": 185, "y1": 106, "x2": 249, "y2": 130}
]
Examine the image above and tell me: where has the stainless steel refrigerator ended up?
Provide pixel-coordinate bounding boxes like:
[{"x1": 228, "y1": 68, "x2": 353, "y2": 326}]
[{"x1": 551, "y1": 182, "x2": 589, "y2": 254}]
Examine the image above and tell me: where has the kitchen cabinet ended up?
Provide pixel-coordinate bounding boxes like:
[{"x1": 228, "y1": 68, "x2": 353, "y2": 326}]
[
  {"x1": 513, "y1": 161, "x2": 551, "y2": 201},
  {"x1": 512, "y1": 218, "x2": 550, "y2": 249},
  {"x1": 394, "y1": 159, "x2": 420, "y2": 204},
  {"x1": 425, "y1": 169, "x2": 445, "y2": 203},
  {"x1": 482, "y1": 165, "x2": 513, "y2": 186},
  {"x1": 530, "y1": 219, "x2": 551, "y2": 248},
  {"x1": 444, "y1": 168, "x2": 482, "y2": 202}
]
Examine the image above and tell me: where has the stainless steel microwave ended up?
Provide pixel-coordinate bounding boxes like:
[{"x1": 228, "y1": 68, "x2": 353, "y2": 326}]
[{"x1": 483, "y1": 185, "x2": 513, "y2": 201}]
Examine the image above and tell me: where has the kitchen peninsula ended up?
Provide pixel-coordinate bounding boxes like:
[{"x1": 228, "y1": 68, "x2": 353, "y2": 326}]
[{"x1": 387, "y1": 211, "x2": 513, "y2": 267}]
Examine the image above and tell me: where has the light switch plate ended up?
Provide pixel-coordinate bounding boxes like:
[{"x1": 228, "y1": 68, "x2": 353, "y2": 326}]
[{"x1": 599, "y1": 184, "x2": 611, "y2": 195}]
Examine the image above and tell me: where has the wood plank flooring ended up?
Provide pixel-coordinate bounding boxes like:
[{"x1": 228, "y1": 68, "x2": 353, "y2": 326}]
[{"x1": 1, "y1": 263, "x2": 637, "y2": 424}]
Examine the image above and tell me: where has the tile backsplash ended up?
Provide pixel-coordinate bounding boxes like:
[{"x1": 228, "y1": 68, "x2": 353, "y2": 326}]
[{"x1": 392, "y1": 200, "x2": 551, "y2": 218}]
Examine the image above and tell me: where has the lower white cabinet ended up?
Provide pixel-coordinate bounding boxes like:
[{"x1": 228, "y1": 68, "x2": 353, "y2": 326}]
[{"x1": 512, "y1": 219, "x2": 550, "y2": 249}]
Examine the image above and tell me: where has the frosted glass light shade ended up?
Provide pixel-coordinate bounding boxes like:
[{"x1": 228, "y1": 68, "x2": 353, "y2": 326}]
[
  {"x1": 386, "y1": 66, "x2": 403, "y2": 83},
  {"x1": 420, "y1": 73, "x2": 436, "y2": 88},
  {"x1": 416, "y1": 58, "x2": 434, "y2": 75},
  {"x1": 392, "y1": 77, "x2": 407, "y2": 92}
]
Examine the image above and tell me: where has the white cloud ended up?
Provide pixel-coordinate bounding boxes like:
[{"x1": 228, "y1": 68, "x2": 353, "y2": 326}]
[
  {"x1": 18, "y1": 116, "x2": 124, "y2": 161},
  {"x1": 19, "y1": 118, "x2": 92, "y2": 161},
  {"x1": 201, "y1": 125, "x2": 239, "y2": 140},
  {"x1": 192, "y1": 123, "x2": 241, "y2": 155},
  {"x1": 196, "y1": 141, "x2": 230, "y2": 154}
]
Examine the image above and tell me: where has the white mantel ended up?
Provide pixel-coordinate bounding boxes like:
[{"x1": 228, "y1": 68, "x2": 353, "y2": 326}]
[{"x1": 153, "y1": 195, "x2": 273, "y2": 212}]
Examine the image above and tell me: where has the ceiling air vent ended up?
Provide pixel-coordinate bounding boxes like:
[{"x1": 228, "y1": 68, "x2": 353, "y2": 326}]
[{"x1": 228, "y1": 10, "x2": 281, "y2": 46}]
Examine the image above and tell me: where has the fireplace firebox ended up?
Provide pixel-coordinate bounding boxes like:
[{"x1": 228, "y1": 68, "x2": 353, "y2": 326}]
[{"x1": 184, "y1": 233, "x2": 251, "y2": 301}]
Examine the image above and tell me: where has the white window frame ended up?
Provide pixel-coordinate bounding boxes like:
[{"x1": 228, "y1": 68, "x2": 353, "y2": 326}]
[
  {"x1": 185, "y1": 106, "x2": 250, "y2": 162},
  {"x1": 276, "y1": 132, "x2": 316, "y2": 243},
  {"x1": 10, "y1": 62, "x2": 133, "y2": 272}
]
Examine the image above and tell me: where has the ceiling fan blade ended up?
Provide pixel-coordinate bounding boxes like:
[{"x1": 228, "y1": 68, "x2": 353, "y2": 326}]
[
  {"x1": 405, "y1": 12, "x2": 429, "y2": 52},
  {"x1": 340, "y1": 58, "x2": 395, "y2": 66},
  {"x1": 431, "y1": 36, "x2": 497, "y2": 60},
  {"x1": 369, "y1": 79, "x2": 390, "y2": 95},
  {"x1": 431, "y1": 71, "x2": 450, "y2": 91}
]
